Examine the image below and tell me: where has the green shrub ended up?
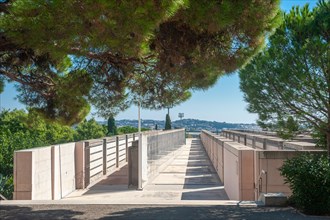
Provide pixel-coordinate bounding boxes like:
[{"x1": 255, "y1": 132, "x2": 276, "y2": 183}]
[
  {"x1": 0, "y1": 174, "x2": 13, "y2": 199},
  {"x1": 74, "y1": 119, "x2": 106, "y2": 141},
  {"x1": 280, "y1": 154, "x2": 330, "y2": 215}
]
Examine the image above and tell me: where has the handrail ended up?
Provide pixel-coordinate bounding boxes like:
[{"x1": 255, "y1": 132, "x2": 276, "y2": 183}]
[{"x1": 256, "y1": 169, "x2": 267, "y2": 195}]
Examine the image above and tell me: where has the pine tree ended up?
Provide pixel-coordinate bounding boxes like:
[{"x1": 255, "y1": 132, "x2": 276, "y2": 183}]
[
  {"x1": 239, "y1": 1, "x2": 330, "y2": 159},
  {"x1": 0, "y1": 0, "x2": 281, "y2": 124}
]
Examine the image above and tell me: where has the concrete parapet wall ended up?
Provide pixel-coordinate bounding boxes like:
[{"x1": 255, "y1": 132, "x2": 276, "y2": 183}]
[
  {"x1": 52, "y1": 143, "x2": 76, "y2": 199},
  {"x1": 255, "y1": 150, "x2": 292, "y2": 198},
  {"x1": 283, "y1": 141, "x2": 317, "y2": 150},
  {"x1": 201, "y1": 130, "x2": 326, "y2": 201},
  {"x1": 14, "y1": 133, "x2": 139, "y2": 200},
  {"x1": 141, "y1": 129, "x2": 186, "y2": 188},
  {"x1": 201, "y1": 131, "x2": 254, "y2": 200},
  {"x1": 13, "y1": 130, "x2": 184, "y2": 200},
  {"x1": 14, "y1": 147, "x2": 52, "y2": 200},
  {"x1": 222, "y1": 130, "x2": 319, "y2": 151}
]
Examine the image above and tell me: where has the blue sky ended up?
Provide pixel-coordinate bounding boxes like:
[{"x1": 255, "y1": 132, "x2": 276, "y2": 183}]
[{"x1": 0, "y1": 0, "x2": 318, "y2": 123}]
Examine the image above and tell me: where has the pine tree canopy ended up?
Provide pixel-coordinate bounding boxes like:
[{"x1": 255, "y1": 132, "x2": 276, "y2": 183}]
[
  {"x1": 0, "y1": 0, "x2": 281, "y2": 125},
  {"x1": 239, "y1": 1, "x2": 330, "y2": 156}
]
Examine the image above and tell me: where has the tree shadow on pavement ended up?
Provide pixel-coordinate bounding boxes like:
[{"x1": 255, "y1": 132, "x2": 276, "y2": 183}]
[
  {"x1": 98, "y1": 205, "x2": 329, "y2": 220},
  {"x1": 0, "y1": 205, "x2": 83, "y2": 220}
]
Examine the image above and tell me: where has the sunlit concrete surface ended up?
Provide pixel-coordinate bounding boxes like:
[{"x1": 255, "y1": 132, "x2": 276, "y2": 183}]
[{"x1": 59, "y1": 138, "x2": 229, "y2": 204}]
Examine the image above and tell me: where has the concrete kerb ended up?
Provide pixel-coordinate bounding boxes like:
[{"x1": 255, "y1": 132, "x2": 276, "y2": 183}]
[{"x1": 0, "y1": 199, "x2": 262, "y2": 206}]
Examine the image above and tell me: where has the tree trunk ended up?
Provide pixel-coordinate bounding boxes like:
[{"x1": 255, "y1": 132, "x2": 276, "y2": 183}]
[{"x1": 327, "y1": 130, "x2": 330, "y2": 163}]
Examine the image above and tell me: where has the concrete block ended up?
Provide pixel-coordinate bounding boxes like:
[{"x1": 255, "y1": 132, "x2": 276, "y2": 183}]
[
  {"x1": 128, "y1": 141, "x2": 139, "y2": 189},
  {"x1": 259, "y1": 193, "x2": 287, "y2": 206},
  {"x1": 75, "y1": 142, "x2": 85, "y2": 189}
]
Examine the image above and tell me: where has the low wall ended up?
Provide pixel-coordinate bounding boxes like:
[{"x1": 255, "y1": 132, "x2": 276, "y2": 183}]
[
  {"x1": 201, "y1": 131, "x2": 254, "y2": 200},
  {"x1": 52, "y1": 143, "x2": 76, "y2": 200},
  {"x1": 13, "y1": 130, "x2": 185, "y2": 200},
  {"x1": 222, "y1": 130, "x2": 318, "y2": 151},
  {"x1": 139, "y1": 129, "x2": 186, "y2": 189},
  {"x1": 14, "y1": 147, "x2": 52, "y2": 200},
  {"x1": 201, "y1": 130, "x2": 326, "y2": 201},
  {"x1": 14, "y1": 133, "x2": 139, "y2": 200}
]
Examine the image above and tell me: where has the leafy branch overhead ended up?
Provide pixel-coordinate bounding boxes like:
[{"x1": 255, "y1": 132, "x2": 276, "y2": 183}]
[{"x1": 0, "y1": 0, "x2": 281, "y2": 124}]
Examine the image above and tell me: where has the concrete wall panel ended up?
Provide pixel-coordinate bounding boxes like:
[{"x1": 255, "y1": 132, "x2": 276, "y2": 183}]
[
  {"x1": 57, "y1": 143, "x2": 76, "y2": 198},
  {"x1": 201, "y1": 130, "x2": 324, "y2": 201},
  {"x1": 239, "y1": 150, "x2": 254, "y2": 200},
  {"x1": 223, "y1": 147, "x2": 239, "y2": 200},
  {"x1": 32, "y1": 147, "x2": 52, "y2": 200},
  {"x1": 14, "y1": 151, "x2": 33, "y2": 200}
]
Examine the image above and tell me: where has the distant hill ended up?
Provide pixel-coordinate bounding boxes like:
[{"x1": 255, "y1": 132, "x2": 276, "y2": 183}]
[{"x1": 99, "y1": 118, "x2": 259, "y2": 132}]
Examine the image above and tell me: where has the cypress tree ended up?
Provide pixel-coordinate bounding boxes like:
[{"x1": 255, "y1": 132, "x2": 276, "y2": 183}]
[
  {"x1": 165, "y1": 114, "x2": 171, "y2": 130},
  {"x1": 107, "y1": 116, "x2": 117, "y2": 136}
]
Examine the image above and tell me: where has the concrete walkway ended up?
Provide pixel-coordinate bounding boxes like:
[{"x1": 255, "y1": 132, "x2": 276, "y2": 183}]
[
  {"x1": 59, "y1": 138, "x2": 228, "y2": 204},
  {"x1": 144, "y1": 138, "x2": 228, "y2": 201},
  {"x1": 2, "y1": 138, "x2": 329, "y2": 219}
]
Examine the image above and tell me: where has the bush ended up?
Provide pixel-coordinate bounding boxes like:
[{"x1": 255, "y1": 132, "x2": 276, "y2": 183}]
[
  {"x1": 117, "y1": 126, "x2": 149, "y2": 135},
  {"x1": 312, "y1": 128, "x2": 327, "y2": 149},
  {"x1": 74, "y1": 119, "x2": 106, "y2": 141},
  {"x1": 280, "y1": 154, "x2": 330, "y2": 215},
  {"x1": 0, "y1": 174, "x2": 13, "y2": 199}
]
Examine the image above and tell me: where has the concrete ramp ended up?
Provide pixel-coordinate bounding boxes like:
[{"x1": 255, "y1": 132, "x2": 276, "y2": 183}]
[
  {"x1": 62, "y1": 138, "x2": 229, "y2": 204},
  {"x1": 145, "y1": 138, "x2": 228, "y2": 201}
]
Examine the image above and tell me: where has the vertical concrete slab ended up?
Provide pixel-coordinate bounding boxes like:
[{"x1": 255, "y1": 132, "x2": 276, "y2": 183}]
[
  {"x1": 217, "y1": 140, "x2": 224, "y2": 182},
  {"x1": 84, "y1": 142, "x2": 90, "y2": 188},
  {"x1": 57, "y1": 143, "x2": 76, "y2": 198},
  {"x1": 125, "y1": 135, "x2": 128, "y2": 162},
  {"x1": 223, "y1": 146, "x2": 239, "y2": 200},
  {"x1": 139, "y1": 134, "x2": 148, "y2": 189},
  {"x1": 239, "y1": 150, "x2": 255, "y2": 200},
  {"x1": 75, "y1": 142, "x2": 85, "y2": 189},
  {"x1": 14, "y1": 151, "x2": 33, "y2": 200},
  {"x1": 116, "y1": 136, "x2": 119, "y2": 168},
  {"x1": 254, "y1": 150, "x2": 261, "y2": 200},
  {"x1": 32, "y1": 147, "x2": 52, "y2": 200},
  {"x1": 52, "y1": 145, "x2": 61, "y2": 200},
  {"x1": 103, "y1": 139, "x2": 107, "y2": 175},
  {"x1": 128, "y1": 141, "x2": 139, "y2": 188}
]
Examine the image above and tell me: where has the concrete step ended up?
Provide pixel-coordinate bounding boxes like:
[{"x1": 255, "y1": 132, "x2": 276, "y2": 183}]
[{"x1": 258, "y1": 193, "x2": 288, "y2": 207}]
